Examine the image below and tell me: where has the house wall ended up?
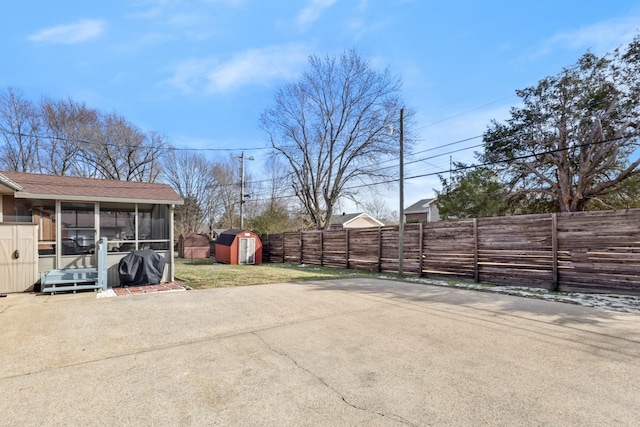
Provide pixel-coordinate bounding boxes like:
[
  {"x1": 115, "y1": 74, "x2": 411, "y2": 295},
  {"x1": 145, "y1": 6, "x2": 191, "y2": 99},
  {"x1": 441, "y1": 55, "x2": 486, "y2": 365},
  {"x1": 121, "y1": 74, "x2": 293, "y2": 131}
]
[
  {"x1": 2, "y1": 195, "x2": 14, "y2": 219},
  {"x1": 344, "y1": 217, "x2": 380, "y2": 228},
  {"x1": 406, "y1": 212, "x2": 427, "y2": 223},
  {"x1": 405, "y1": 205, "x2": 440, "y2": 223},
  {"x1": 429, "y1": 205, "x2": 441, "y2": 222}
]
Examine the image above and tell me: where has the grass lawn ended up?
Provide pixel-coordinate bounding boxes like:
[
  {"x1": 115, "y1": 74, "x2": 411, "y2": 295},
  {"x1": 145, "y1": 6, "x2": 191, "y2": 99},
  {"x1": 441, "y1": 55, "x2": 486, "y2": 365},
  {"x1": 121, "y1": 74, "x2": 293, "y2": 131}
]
[
  {"x1": 173, "y1": 257, "x2": 384, "y2": 289},
  {"x1": 172, "y1": 258, "x2": 640, "y2": 314}
]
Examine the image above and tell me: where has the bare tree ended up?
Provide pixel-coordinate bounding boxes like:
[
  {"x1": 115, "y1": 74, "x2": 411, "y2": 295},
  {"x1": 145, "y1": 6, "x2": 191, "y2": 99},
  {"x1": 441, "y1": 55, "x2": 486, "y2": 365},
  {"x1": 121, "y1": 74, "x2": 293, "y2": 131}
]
[
  {"x1": 0, "y1": 87, "x2": 167, "y2": 183},
  {"x1": 359, "y1": 195, "x2": 394, "y2": 224},
  {"x1": 82, "y1": 112, "x2": 165, "y2": 182},
  {"x1": 212, "y1": 159, "x2": 240, "y2": 229},
  {"x1": 162, "y1": 150, "x2": 219, "y2": 234},
  {"x1": 261, "y1": 49, "x2": 409, "y2": 229},
  {"x1": 246, "y1": 156, "x2": 300, "y2": 234},
  {"x1": 39, "y1": 96, "x2": 98, "y2": 176},
  {"x1": 0, "y1": 87, "x2": 40, "y2": 172}
]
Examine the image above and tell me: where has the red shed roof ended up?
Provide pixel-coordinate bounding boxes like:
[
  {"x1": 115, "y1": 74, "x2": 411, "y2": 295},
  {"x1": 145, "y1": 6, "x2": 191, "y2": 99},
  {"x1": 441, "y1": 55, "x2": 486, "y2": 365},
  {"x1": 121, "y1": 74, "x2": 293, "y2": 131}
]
[{"x1": 216, "y1": 229, "x2": 258, "y2": 246}]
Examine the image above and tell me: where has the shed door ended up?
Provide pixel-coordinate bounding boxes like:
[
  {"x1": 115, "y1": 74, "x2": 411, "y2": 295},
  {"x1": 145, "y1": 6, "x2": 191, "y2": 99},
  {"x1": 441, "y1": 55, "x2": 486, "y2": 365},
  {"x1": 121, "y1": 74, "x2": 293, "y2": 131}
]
[
  {"x1": 0, "y1": 224, "x2": 38, "y2": 293},
  {"x1": 239, "y1": 238, "x2": 255, "y2": 265}
]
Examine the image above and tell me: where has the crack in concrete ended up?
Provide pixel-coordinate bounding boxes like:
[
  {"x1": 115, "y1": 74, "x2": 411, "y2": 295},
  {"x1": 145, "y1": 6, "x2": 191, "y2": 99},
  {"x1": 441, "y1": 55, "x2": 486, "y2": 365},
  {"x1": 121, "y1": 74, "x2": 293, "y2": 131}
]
[{"x1": 252, "y1": 331, "x2": 418, "y2": 427}]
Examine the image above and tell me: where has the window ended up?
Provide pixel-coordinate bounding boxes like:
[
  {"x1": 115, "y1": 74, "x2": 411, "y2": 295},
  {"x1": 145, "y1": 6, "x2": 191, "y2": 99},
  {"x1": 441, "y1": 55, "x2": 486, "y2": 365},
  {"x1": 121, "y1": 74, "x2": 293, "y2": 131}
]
[
  {"x1": 138, "y1": 205, "x2": 170, "y2": 250},
  {"x1": 2, "y1": 196, "x2": 32, "y2": 222},
  {"x1": 60, "y1": 202, "x2": 95, "y2": 255},
  {"x1": 35, "y1": 203, "x2": 56, "y2": 255},
  {"x1": 99, "y1": 204, "x2": 170, "y2": 251},
  {"x1": 100, "y1": 206, "x2": 135, "y2": 252}
]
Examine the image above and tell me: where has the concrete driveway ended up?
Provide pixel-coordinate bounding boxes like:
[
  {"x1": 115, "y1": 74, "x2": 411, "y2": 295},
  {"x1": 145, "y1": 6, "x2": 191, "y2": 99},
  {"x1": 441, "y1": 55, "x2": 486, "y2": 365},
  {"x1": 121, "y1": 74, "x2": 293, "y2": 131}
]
[{"x1": 1, "y1": 278, "x2": 639, "y2": 426}]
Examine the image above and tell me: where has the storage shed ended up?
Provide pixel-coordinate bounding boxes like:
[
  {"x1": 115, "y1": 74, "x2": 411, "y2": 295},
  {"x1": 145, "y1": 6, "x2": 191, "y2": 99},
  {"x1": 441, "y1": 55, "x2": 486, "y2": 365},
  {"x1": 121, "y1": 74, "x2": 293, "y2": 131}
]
[
  {"x1": 177, "y1": 232, "x2": 210, "y2": 258},
  {"x1": 215, "y1": 229, "x2": 262, "y2": 265}
]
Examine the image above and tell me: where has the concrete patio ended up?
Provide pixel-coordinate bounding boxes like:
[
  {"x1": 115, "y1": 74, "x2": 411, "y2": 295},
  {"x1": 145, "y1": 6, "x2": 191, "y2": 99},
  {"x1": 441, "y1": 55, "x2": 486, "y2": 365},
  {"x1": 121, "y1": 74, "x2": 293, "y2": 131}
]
[{"x1": 1, "y1": 278, "x2": 639, "y2": 426}]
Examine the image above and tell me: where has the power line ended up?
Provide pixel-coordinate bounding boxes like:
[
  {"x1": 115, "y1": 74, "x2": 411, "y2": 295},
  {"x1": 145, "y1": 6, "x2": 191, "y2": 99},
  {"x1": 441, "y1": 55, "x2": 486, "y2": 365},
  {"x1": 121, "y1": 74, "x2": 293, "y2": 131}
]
[
  {"x1": 0, "y1": 129, "x2": 270, "y2": 153},
  {"x1": 339, "y1": 134, "x2": 639, "y2": 193},
  {"x1": 241, "y1": 134, "x2": 638, "y2": 204},
  {"x1": 412, "y1": 94, "x2": 516, "y2": 132}
]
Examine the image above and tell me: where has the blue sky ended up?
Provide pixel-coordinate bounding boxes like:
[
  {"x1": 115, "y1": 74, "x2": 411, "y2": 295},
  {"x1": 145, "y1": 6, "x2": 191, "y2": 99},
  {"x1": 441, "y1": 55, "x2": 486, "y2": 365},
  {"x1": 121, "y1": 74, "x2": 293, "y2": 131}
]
[{"x1": 2, "y1": 0, "x2": 639, "y2": 213}]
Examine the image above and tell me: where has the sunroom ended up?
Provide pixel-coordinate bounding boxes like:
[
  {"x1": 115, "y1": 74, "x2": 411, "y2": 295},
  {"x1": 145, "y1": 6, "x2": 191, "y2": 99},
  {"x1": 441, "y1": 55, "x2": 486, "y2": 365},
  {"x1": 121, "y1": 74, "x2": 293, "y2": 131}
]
[{"x1": 0, "y1": 171, "x2": 183, "y2": 293}]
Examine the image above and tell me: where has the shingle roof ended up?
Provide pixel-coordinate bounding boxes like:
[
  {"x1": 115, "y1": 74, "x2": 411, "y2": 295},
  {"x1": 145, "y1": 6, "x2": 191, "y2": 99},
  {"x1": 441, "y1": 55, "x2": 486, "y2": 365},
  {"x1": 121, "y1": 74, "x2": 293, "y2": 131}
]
[
  {"x1": 331, "y1": 212, "x2": 384, "y2": 226},
  {"x1": 216, "y1": 229, "x2": 243, "y2": 246},
  {"x1": 331, "y1": 213, "x2": 364, "y2": 225},
  {"x1": 0, "y1": 171, "x2": 183, "y2": 204},
  {"x1": 404, "y1": 198, "x2": 436, "y2": 214}
]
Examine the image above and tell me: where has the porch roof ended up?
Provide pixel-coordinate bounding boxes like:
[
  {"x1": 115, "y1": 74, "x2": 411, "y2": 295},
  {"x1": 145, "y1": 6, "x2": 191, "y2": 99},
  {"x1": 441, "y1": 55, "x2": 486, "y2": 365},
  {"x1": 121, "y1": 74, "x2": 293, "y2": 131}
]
[{"x1": 0, "y1": 171, "x2": 183, "y2": 205}]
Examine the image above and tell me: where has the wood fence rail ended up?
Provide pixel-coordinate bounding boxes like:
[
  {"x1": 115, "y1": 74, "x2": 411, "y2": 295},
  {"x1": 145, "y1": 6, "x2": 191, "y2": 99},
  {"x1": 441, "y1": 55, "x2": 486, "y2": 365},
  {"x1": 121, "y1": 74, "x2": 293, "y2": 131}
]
[{"x1": 262, "y1": 209, "x2": 640, "y2": 296}]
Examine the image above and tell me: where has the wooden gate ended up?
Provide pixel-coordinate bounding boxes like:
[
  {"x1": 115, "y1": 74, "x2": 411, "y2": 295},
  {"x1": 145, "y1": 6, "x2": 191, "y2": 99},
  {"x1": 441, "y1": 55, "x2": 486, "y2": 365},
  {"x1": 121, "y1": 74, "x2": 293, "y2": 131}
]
[{"x1": 0, "y1": 224, "x2": 38, "y2": 293}]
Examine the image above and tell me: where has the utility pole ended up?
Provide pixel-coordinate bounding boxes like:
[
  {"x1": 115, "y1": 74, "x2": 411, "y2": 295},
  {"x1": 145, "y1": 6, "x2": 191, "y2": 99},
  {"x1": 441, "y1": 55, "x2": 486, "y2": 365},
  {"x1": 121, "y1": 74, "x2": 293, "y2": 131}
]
[
  {"x1": 232, "y1": 152, "x2": 254, "y2": 229},
  {"x1": 398, "y1": 108, "x2": 404, "y2": 276}
]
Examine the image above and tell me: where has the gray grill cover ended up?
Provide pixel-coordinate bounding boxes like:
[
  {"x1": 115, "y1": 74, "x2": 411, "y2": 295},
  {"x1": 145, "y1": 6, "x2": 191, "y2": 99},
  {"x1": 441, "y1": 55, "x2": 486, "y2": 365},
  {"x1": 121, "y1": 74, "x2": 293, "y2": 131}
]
[{"x1": 118, "y1": 249, "x2": 165, "y2": 286}]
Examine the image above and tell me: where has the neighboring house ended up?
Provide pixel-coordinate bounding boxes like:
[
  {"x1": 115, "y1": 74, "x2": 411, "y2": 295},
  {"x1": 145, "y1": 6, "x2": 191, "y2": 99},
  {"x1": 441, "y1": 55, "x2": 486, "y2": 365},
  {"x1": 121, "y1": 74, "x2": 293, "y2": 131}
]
[
  {"x1": 330, "y1": 212, "x2": 385, "y2": 229},
  {"x1": 404, "y1": 198, "x2": 440, "y2": 223},
  {"x1": 0, "y1": 171, "x2": 183, "y2": 293},
  {"x1": 210, "y1": 228, "x2": 227, "y2": 240}
]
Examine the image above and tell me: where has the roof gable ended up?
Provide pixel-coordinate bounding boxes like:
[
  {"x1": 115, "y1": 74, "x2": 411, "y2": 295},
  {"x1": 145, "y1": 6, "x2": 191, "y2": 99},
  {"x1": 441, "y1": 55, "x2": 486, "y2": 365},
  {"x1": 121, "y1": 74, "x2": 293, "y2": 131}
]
[
  {"x1": 332, "y1": 212, "x2": 384, "y2": 227},
  {"x1": 0, "y1": 171, "x2": 183, "y2": 204},
  {"x1": 404, "y1": 198, "x2": 436, "y2": 214}
]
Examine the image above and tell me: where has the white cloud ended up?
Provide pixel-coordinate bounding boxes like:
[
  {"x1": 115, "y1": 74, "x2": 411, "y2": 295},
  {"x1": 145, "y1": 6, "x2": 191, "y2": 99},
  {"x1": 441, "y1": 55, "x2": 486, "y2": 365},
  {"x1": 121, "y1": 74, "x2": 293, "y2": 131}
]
[
  {"x1": 28, "y1": 19, "x2": 106, "y2": 44},
  {"x1": 206, "y1": 45, "x2": 309, "y2": 92},
  {"x1": 163, "y1": 57, "x2": 218, "y2": 94},
  {"x1": 297, "y1": 0, "x2": 338, "y2": 29},
  {"x1": 165, "y1": 44, "x2": 310, "y2": 94},
  {"x1": 534, "y1": 16, "x2": 639, "y2": 57}
]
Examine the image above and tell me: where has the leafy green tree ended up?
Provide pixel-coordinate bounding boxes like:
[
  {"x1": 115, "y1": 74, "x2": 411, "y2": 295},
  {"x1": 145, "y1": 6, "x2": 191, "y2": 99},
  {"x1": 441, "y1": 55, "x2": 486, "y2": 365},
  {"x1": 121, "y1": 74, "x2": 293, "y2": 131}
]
[
  {"x1": 584, "y1": 175, "x2": 640, "y2": 210},
  {"x1": 482, "y1": 34, "x2": 640, "y2": 212},
  {"x1": 436, "y1": 166, "x2": 509, "y2": 219},
  {"x1": 248, "y1": 201, "x2": 297, "y2": 235}
]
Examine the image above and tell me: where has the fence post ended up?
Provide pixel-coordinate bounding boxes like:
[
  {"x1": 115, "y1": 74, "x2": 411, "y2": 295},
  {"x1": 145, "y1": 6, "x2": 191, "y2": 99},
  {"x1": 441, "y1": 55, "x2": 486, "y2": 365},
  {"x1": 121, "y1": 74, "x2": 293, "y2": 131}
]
[
  {"x1": 264, "y1": 233, "x2": 269, "y2": 262},
  {"x1": 551, "y1": 213, "x2": 559, "y2": 292},
  {"x1": 299, "y1": 231, "x2": 303, "y2": 264},
  {"x1": 378, "y1": 227, "x2": 382, "y2": 272},
  {"x1": 320, "y1": 231, "x2": 324, "y2": 267},
  {"x1": 419, "y1": 222, "x2": 424, "y2": 277},
  {"x1": 473, "y1": 218, "x2": 479, "y2": 283},
  {"x1": 345, "y1": 228, "x2": 350, "y2": 269},
  {"x1": 281, "y1": 233, "x2": 285, "y2": 263}
]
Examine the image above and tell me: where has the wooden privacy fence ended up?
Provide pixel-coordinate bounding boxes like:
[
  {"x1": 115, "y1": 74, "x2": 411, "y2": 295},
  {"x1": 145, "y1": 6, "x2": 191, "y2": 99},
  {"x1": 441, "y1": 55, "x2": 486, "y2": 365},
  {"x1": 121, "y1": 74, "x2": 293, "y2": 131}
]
[{"x1": 262, "y1": 209, "x2": 640, "y2": 296}]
